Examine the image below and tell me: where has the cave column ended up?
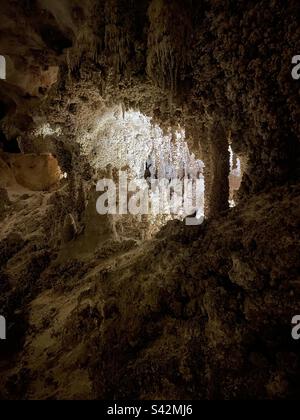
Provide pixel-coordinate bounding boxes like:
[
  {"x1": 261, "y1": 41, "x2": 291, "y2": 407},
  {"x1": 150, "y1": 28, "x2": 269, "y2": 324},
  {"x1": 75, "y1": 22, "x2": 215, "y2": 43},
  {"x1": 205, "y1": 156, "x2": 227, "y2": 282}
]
[{"x1": 203, "y1": 119, "x2": 230, "y2": 218}]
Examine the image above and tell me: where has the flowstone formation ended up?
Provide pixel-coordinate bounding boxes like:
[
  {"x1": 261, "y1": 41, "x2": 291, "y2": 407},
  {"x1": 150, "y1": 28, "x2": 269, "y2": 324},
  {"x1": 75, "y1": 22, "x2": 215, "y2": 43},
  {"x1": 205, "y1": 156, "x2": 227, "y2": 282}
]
[{"x1": 0, "y1": 0, "x2": 299, "y2": 400}]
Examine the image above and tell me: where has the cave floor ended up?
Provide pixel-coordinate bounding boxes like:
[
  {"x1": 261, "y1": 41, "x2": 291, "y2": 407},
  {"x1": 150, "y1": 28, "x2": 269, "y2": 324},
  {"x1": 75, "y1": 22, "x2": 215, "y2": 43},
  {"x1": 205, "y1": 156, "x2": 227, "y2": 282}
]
[{"x1": 0, "y1": 182, "x2": 300, "y2": 399}]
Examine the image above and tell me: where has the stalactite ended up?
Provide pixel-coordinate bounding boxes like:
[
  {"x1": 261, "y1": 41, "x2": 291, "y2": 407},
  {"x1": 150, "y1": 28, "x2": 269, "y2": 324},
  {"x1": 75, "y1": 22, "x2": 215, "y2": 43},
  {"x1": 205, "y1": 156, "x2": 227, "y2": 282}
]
[{"x1": 147, "y1": 0, "x2": 192, "y2": 94}]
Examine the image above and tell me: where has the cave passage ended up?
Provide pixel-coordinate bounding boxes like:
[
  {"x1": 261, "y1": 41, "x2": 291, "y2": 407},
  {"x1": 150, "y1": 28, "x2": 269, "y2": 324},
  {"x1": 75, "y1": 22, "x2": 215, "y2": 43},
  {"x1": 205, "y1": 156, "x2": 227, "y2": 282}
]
[{"x1": 78, "y1": 106, "x2": 205, "y2": 224}]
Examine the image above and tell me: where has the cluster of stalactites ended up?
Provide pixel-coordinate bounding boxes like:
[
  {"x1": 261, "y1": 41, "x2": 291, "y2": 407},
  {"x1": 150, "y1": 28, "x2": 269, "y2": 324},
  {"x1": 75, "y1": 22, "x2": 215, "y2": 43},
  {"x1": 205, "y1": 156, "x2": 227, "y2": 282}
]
[
  {"x1": 144, "y1": 130, "x2": 204, "y2": 183},
  {"x1": 147, "y1": 0, "x2": 192, "y2": 93},
  {"x1": 78, "y1": 107, "x2": 204, "y2": 184}
]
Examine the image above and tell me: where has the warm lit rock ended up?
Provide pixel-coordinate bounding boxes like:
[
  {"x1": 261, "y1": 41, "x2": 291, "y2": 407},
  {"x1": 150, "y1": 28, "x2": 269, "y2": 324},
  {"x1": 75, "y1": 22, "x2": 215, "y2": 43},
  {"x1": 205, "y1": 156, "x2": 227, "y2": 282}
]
[{"x1": 1, "y1": 153, "x2": 62, "y2": 191}]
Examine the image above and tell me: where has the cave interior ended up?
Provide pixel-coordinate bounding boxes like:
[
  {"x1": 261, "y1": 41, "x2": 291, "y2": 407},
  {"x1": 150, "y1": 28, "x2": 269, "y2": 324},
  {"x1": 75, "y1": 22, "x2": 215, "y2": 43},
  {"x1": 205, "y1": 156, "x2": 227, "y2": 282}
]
[{"x1": 0, "y1": 0, "x2": 300, "y2": 400}]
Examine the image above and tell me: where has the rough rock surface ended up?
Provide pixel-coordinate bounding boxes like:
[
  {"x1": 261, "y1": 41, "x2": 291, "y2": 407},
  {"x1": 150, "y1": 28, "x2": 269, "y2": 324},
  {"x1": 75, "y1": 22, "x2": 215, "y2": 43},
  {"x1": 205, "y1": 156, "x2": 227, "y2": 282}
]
[
  {"x1": 0, "y1": 181, "x2": 299, "y2": 399},
  {"x1": 1, "y1": 153, "x2": 62, "y2": 191}
]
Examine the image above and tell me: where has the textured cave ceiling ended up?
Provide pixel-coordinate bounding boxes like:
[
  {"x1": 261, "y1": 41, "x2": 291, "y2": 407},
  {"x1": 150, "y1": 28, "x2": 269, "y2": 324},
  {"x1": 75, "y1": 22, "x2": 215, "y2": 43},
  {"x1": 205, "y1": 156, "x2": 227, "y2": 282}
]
[{"x1": 0, "y1": 0, "x2": 299, "y2": 214}]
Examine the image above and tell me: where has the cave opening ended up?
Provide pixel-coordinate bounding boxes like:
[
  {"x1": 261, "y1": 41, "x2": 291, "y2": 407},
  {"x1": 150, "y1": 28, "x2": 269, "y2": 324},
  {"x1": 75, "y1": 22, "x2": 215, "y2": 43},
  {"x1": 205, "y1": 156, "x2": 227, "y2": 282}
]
[
  {"x1": 229, "y1": 145, "x2": 243, "y2": 208},
  {"x1": 79, "y1": 105, "x2": 206, "y2": 239}
]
